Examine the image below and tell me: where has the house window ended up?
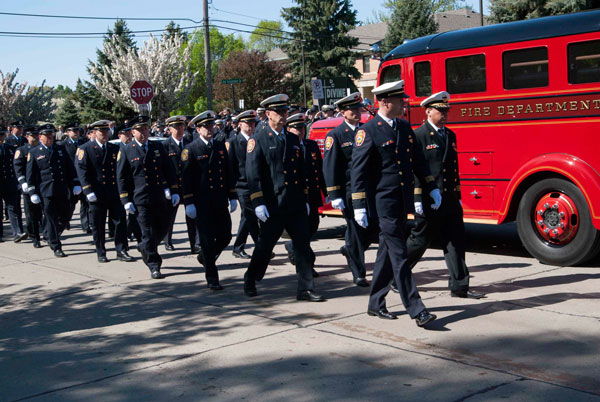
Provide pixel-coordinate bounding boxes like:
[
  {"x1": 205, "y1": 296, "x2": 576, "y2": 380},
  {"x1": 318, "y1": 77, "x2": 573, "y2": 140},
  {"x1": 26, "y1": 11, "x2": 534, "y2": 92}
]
[{"x1": 363, "y1": 55, "x2": 371, "y2": 73}]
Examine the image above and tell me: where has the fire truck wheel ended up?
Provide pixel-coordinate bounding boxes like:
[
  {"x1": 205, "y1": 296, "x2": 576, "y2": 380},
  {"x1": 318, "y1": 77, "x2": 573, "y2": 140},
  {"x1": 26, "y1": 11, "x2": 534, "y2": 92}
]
[{"x1": 517, "y1": 178, "x2": 600, "y2": 266}]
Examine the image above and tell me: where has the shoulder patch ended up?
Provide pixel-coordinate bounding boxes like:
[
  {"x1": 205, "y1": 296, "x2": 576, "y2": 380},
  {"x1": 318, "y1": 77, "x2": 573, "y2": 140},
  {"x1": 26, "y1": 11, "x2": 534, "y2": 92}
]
[
  {"x1": 14, "y1": 150, "x2": 21, "y2": 160},
  {"x1": 117, "y1": 150, "x2": 122, "y2": 161},
  {"x1": 181, "y1": 148, "x2": 189, "y2": 162},
  {"x1": 77, "y1": 149, "x2": 85, "y2": 161},
  {"x1": 247, "y1": 138, "x2": 256, "y2": 153},
  {"x1": 225, "y1": 141, "x2": 230, "y2": 151},
  {"x1": 355, "y1": 130, "x2": 366, "y2": 147},
  {"x1": 325, "y1": 136, "x2": 334, "y2": 151}
]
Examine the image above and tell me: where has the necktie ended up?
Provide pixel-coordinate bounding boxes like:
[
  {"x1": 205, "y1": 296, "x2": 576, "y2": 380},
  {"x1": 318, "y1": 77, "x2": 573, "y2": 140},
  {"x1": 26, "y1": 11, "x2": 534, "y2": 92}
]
[
  {"x1": 180, "y1": 140, "x2": 184, "y2": 151},
  {"x1": 438, "y1": 128, "x2": 445, "y2": 138},
  {"x1": 391, "y1": 119, "x2": 396, "y2": 131}
]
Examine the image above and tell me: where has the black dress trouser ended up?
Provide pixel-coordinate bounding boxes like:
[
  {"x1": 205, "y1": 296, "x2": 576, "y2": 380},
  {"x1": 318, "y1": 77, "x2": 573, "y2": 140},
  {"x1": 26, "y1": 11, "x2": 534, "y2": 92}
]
[{"x1": 89, "y1": 199, "x2": 128, "y2": 257}]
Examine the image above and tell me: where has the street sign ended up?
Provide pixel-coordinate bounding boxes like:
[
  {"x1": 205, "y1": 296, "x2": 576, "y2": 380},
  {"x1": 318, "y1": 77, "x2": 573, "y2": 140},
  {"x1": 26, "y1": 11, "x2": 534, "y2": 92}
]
[
  {"x1": 222, "y1": 78, "x2": 243, "y2": 84},
  {"x1": 311, "y1": 79, "x2": 324, "y2": 99},
  {"x1": 239, "y1": 99, "x2": 244, "y2": 109},
  {"x1": 130, "y1": 80, "x2": 154, "y2": 105}
]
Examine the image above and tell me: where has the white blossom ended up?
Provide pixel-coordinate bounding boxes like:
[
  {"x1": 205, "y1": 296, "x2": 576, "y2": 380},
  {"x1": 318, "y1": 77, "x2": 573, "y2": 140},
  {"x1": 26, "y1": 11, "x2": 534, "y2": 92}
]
[
  {"x1": 0, "y1": 69, "x2": 27, "y2": 126},
  {"x1": 91, "y1": 33, "x2": 196, "y2": 119}
]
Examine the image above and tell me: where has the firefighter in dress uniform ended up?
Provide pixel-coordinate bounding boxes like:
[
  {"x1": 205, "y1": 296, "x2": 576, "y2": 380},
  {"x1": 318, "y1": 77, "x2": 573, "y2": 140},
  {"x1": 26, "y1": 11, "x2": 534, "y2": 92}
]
[
  {"x1": 0, "y1": 128, "x2": 26, "y2": 242},
  {"x1": 243, "y1": 94, "x2": 324, "y2": 302},
  {"x1": 116, "y1": 116, "x2": 179, "y2": 279},
  {"x1": 350, "y1": 80, "x2": 441, "y2": 327},
  {"x1": 182, "y1": 111, "x2": 237, "y2": 291},
  {"x1": 404, "y1": 91, "x2": 485, "y2": 299},
  {"x1": 26, "y1": 124, "x2": 81, "y2": 257},
  {"x1": 13, "y1": 127, "x2": 43, "y2": 247},
  {"x1": 283, "y1": 113, "x2": 326, "y2": 279},
  {"x1": 323, "y1": 92, "x2": 378, "y2": 287},
  {"x1": 75, "y1": 120, "x2": 135, "y2": 263},
  {"x1": 116, "y1": 124, "x2": 142, "y2": 247},
  {"x1": 162, "y1": 115, "x2": 201, "y2": 254}
]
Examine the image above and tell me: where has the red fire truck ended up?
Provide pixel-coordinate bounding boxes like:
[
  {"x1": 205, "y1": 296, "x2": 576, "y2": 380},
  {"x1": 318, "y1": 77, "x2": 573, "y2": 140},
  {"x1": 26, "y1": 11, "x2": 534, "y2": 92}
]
[{"x1": 309, "y1": 10, "x2": 600, "y2": 266}]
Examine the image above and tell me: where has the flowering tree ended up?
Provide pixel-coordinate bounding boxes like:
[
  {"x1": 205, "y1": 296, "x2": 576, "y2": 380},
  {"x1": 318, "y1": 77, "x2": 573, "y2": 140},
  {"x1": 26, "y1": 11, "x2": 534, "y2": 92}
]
[
  {"x1": 0, "y1": 69, "x2": 27, "y2": 126},
  {"x1": 90, "y1": 33, "x2": 196, "y2": 119}
]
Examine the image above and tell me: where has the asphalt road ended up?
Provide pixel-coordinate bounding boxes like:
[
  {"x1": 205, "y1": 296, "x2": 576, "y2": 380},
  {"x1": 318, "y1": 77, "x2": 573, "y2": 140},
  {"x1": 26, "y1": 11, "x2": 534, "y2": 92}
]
[{"x1": 1, "y1": 209, "x2": 599, "y2": 401}]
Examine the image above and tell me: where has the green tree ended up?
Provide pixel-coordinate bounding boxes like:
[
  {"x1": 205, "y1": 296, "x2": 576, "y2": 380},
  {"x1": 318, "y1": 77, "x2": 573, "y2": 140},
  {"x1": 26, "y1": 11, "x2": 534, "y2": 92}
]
[
  {"x1": 13, "y1": 83, "x2": 56, "y2": 126},
  {"x1": 164, "y1": 21, "x2": 189, "y2": 42},
  {"x1": 248, "y1": 20, "x2": 286, "y2": 52},
  {"x1": 88, "y1": 19, "x2": 137, "y2": 81},
  {"x1": 54, "y1": 97, "x2": 81, "y2": 127},
  {"x1": 173, "y1": 28, "x2": 246, "y2": 115},
  {"x1": 490, "y1": 0, "x2": 597, "y2": 23},
  {"x1": 381, "y1": 0, "x2": 438, "y2": 53},
  {"x1": 281, "y1": 0, "x2": 360, "y2": 103}
]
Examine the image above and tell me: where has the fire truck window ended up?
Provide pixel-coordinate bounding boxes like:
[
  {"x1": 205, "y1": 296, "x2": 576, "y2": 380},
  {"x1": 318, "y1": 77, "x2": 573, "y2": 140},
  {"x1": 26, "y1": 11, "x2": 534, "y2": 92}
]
[
  {"x1": 503, "y1": 47, "x2": 548, "y2": 90},
  {"x1": 380, "y1": 64, "x2": 401, "y2": 84},
  {"x1": 568, "y1": 40, "x2": 600, "y2": 84},
  {"x1": 446, "y1": 54, "x2": 486, "y2": 94},
  {"x1": 414, "y1": 61, "x2": 432, "y2": 97}
]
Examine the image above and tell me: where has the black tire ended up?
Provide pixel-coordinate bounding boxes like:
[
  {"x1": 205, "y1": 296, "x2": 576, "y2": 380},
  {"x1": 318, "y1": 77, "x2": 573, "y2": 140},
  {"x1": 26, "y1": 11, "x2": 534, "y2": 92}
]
[{"x1": 516, "y1": 178, "x2": 600, "y2": 266}]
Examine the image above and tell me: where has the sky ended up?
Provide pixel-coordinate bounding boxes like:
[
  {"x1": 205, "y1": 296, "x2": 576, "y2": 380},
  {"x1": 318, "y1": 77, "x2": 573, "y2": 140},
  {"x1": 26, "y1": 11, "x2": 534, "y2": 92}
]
[{"x1": 0, "y1": 0, "x2": 488, "y2": 89}]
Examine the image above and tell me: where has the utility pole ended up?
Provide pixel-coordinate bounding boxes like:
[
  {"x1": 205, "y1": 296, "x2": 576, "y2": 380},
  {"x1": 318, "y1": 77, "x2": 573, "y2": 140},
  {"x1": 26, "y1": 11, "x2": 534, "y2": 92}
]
[
  {"x1": 301, "y1": 40, "x2": 307, "y2": 107},
  {"x1": 203, "y1": 0, "x2": 213, "y2": 109},
  {"x1": 479, "y1": 0, "x2": 484, "y2": 26}
]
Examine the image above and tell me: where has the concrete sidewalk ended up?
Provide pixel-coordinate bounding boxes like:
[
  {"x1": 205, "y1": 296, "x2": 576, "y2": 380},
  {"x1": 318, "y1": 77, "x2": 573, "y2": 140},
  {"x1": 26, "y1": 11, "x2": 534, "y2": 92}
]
[{"x1": 1, "y1": 210, "x2": 599, "y2": 401}]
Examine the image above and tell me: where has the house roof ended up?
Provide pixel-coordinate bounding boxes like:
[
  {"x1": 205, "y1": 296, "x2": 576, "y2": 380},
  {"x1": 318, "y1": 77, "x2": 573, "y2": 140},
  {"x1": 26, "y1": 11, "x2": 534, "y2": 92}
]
[
  {"x1": 435, "y1": 8, "x2": 490, "y2": 32},
  {"x1": 348, "y1": 22, "x2": 388, "y2": 52}
]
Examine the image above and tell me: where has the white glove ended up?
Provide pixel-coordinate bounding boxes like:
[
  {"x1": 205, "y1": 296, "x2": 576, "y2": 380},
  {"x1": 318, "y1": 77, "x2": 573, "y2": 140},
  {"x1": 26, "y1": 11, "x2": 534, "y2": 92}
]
[
  {"x1": 31, "y1": 194, "x2": 41, "y2": 204},
  {"x1": 185, "y1": 204, "x2": 197, "y2": 219},
  {"x1": 87, "y1": 192, "x2": 98, "y2": 202},
  {"x1": 229, "y1": 199, "x2": 238, "y2": 213},
  {"x1": 73, "y1": 185, "x2": 82, "y2": 195},
  {"x1": 21, "y1": 183, "x2": 28, "y2": 192},
  {"x1": 164, "y1": 188, "x2": 172, "y2": 200},
  {"x1": 354, "y1": 208, "x2": 368, "y2": 228},
  {"x1": 124, "y1": 202, "x2": 136, "y2": 215},
  {"x1": 331, "y1": 198, "x2": 345, "y2": 210},
  {"x1": 414, "y1": 202, "x2": 423, "y2": 215},
  {"x1": 255, "y1": 205, "x2": 269, "y2": 222},
  {"x1": 171, "y1": 193, "x2": 180, "y2": 206},
  {"x1": 306, "y1": 203, "x2": 310, "y2": 215},
  {"x1": 430, "y1": 188, "x2": 442, "y2": 210}
]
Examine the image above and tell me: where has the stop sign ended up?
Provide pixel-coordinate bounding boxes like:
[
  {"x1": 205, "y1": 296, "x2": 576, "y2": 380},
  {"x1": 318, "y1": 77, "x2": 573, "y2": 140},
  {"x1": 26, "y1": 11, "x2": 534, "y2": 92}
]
[{"x1": 130, "y1": 80, "x2": 154, "y2": 105}]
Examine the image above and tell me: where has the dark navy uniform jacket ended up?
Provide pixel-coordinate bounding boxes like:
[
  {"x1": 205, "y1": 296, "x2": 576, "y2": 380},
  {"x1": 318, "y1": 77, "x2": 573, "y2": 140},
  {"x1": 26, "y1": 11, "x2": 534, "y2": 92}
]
[
  {"x1": 323, "y1": 120, "x2": 359, "y2": 202},
  {"x1": 302, "y1": 139, "x2": 327, "y2": 208},
  {"x1": 58, "y1": 137, "x2": 87, "y2": 161},
  {"x1": 413, "y1": 121, "x2": 461, "y2": 213},
  {"x1": 351, "y1": 115, "x2": 436, "y2": 218},
  {"x1": 162, "y1": 136, "x2": 188, "y2": 193},
  {"x1": 75, "y1": 140, "x2": 120, "y2": 202},
  {"x1": 181, "y1": 137, "x2": 236, "y2": 210},
  {"x1": 26, "y1": 143, "x2": 77, "y2": 198},
  {"x1": 13, "y1": 143, "x2": 32, "y2": 190},
  {"x1": 226, "y1": 133, "x2": 251, "y2": 197},
  {"x1": 246, "y1": 125, "x2": 308, "y2": 213},
  {"x1": 1, "y1": 143, "x2": 18, "y2": 194},
  {"x1": 5, "y1": 135, "x2": 27, "y2": 148},
  {"x1": 116, "y1": 140, "x2": 177, "y2": 206}
]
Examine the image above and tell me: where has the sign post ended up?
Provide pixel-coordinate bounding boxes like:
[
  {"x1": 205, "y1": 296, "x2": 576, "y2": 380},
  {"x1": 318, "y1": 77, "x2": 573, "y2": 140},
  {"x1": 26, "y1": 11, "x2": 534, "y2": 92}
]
[
  {"x1": 222, "y1": 78, "x2": 243, "y2": 110},
  {"x1": 130, "y1": 80, "x2": 154, "y2": 117}
]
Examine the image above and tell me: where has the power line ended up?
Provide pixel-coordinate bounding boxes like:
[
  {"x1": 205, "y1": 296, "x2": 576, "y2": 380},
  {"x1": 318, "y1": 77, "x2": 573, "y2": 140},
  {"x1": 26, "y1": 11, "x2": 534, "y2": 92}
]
[
  {"x1": 209, "y1": 5, "x2": 263, "y2": 21},
  {"x1": 0, "y1": 25, "x2": 201, "y2": 37},
  {"x1": 0, "y1": 11, "x2": 201, "y2": 24}
]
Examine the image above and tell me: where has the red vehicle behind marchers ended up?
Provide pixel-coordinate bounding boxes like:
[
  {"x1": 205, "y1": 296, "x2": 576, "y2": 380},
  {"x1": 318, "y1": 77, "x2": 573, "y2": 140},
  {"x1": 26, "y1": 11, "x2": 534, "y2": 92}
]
[{"x1": 309, "y1": 10, "x2": 600, "y2": 266}]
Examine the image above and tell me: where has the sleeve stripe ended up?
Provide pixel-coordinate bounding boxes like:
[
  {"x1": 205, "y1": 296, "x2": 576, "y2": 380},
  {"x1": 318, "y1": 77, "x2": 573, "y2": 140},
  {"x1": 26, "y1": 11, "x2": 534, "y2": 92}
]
[
  {"x1": 326, "y1": 186, "x2": 341, "y2": 191},
  {"x1": 414, "y1": 188, "x2": 422, "y2": 194},
  {"x1": 351, "y1": 192, "x2": 366, "y2": 200},
  {"x1": 250, "y1": 191, "x2": 263, "y2": 201},
  {"x1": 119, "y1": 193, "x2": 129, "y2": 198},
  {"x1": 425, "y1": 176, "x2": 434, "y2": 183}
]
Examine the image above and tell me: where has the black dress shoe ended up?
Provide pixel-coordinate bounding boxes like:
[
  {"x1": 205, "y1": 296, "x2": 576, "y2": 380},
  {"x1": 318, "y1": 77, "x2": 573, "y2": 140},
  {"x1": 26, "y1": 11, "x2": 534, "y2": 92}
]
[
  {"x1": 165, "y1": 243, "x2": 175, "y2": 251},
  {"x1": 415, "y1": 310, "x2": 437, "y2": 327},
  {"x1": 284, "y1": 242, "x2": 296, "y2": 265},
  {"x1": 151, "y1": 269, "x2": 165, "y2": 279},
  {"x1": 451, "y1": 289, "x2": 486, "y2": 299},
  {"x1": 191, "y1": 245, "x2": 202, "y2": 254},
  {"x1": 367, "y1": 308, "x2": 397, "y2": 320},
  {"x1": 98, "y1": 255, "x2": 109, "y2": 263},
  {"x1": 85, "y1": 228, "x2": 93, "y2": 234},
  {"x1": 243, "y1": 272, "x2": 257, "y2": 297},
  {"x1": 232, "y1": 250, "x2": 251, "y2": 259},
  {"x1": 296, "y1": 290, "x2": 325, "y2": 302},
  {"x1": 390, "y1": 282, "x2": 399, "y2": 293},
  {"x1": 14, "y1": 232, "x2": 28, "y2": 243},
  {"x1": 312, "y1": 268, "x2": 320, "y2": 278},
  {"x1": 208, "y1": 283, "x2": 224, "y2": 291},
  {"x1": 354, "y1": 277, "x2": 370, "y2": 287},
  {"x1": 33, "y1": 241, "x2": 42, "y2": 248},
  {"x1": 117, "y1": 251, "x2": 135, "y2": 262},
  {"x1": 54, "y1": 249, "x2": 67, "y2": 258}
]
